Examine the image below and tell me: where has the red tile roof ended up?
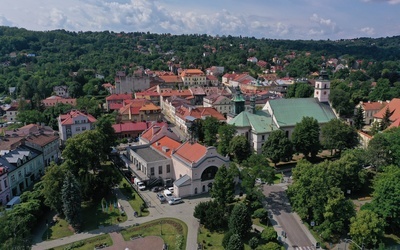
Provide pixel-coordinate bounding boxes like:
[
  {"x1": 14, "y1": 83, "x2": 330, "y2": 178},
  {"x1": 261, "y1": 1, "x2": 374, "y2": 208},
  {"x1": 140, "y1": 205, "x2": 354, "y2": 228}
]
[
  {"x1": 175, "y1": 106, "x2": 226, "y2": 121},
  {"x1": 24, "y1": 133, "x2": 59, "y2": 147},
  {"x1": 180, "y1": 69, "x2": 205, "y2": 77},
  {"x1": 159, "y1": 75, "x2": 183, "y2": 83},
  {"x1": 112, "y1": 122, "x2": 148, "y2": 133},
  {"x1": 140, "y1": 123, "x2": 176, "y2": 143},
  {"x1": 151, "y1": 136, "x2": 181, "y2": 158},
  {"x1": 59, "y1": 110, "x2": 97, "y2": 125},
  {"x1": 373, "y1": 98, "x2": 400, "y2": 121},
  {"x1": 362, "y1": 101, "x2": 387, "y2": 111},
  {"x1": 173, "y1": 141, "x2": 207, "y2": 163},
  {"x1": 42, "y1": 96, "x2": 77, "y2": 107},
  {"x1": 106, "y1": 94, "x2": 133, "y2": 101}
]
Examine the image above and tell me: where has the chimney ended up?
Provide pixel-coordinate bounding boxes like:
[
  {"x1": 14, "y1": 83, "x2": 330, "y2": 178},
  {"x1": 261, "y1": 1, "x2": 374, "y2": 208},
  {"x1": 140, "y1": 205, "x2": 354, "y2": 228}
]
[{"x1": 250, "y1": 95, "x2": 256, "y2": 114}]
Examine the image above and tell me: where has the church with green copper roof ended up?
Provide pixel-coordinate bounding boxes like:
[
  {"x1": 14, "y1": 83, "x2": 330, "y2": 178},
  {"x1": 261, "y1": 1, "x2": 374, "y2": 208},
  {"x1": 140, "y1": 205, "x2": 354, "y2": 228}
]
[{"x1": 228, "y1": 69, "x2": 337, "y2": 153}]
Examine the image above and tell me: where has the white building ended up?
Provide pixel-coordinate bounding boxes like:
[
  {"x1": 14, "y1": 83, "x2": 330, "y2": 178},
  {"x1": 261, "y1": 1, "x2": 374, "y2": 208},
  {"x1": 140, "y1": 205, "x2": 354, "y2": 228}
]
[{"x1": 57, "y1": 110, "x2": 97, "y2": 143}]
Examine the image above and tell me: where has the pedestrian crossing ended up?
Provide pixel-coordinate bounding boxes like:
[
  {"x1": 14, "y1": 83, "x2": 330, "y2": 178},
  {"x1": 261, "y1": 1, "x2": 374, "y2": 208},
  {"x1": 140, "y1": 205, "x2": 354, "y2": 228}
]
[{"x1": 294, "y1": 246, "x2": 316, "y2": 250}]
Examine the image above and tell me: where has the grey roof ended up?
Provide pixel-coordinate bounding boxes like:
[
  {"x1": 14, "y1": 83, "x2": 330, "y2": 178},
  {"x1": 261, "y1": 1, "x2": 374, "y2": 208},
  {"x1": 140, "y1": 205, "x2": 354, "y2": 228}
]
[
  {"x1": 174, "y1": 174, "x2": 191, "y2": 187},
  {"x1": 132, "y1": 146, "x2": 167, "y2": 162}
]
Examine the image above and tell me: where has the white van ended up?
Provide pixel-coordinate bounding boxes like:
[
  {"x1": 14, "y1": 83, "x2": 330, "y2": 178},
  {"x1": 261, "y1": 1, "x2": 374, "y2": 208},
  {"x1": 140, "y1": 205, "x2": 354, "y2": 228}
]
[
  {"x1": 6, "y1": 196, "x2": 21, "y2": 211},
  {"x1": 163, "y1": 190, "x2": 173, "y2": 199}
]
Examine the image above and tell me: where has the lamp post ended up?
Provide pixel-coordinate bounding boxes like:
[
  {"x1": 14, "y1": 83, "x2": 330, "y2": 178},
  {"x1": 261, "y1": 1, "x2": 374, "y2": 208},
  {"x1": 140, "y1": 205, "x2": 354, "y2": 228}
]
[{"x1": 160, "y1": 220, "x2": 163, "y2": 235}]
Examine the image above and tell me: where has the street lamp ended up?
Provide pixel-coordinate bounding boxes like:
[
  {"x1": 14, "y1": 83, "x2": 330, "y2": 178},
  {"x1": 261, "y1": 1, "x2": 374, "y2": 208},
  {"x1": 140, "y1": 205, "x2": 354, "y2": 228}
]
[{"x1": 344, "y1": 238, "x2": 364, "y2": 250}]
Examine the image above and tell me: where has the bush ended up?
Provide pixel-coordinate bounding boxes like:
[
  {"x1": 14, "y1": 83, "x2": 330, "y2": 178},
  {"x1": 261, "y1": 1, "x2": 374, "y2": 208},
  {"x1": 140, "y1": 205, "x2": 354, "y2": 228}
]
[
  {"x1": 260, "y1": 227, "x2": 277, "y2": 242},
  {"x1": 249, "y1": 237, "x2": 259, "y2": 249},
  {"x1": 222, "y1": 230, "x2": 234, "y2": 249},
  {"x1": 257, "y1": 241, "x2": 282, "y2": 250},
  {"x1": 175, "y1": 234, "x2": 184, "y2": 250},
  {"x1": 252, "y1": 208, "x2": 268, "y2": 220}
]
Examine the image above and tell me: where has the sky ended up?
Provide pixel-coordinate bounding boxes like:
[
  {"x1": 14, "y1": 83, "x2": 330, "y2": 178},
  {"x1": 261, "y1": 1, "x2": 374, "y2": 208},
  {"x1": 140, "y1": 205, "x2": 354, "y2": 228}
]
[{"x1": 0, "y1": 0, "x2": 399, "y2": 40}]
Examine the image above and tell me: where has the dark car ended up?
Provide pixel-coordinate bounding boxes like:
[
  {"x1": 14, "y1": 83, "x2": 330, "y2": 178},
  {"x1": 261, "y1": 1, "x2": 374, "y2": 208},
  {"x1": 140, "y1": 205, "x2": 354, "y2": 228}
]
[{"x1": 152, "y1": 186, "x2": 164, "y2": 192}]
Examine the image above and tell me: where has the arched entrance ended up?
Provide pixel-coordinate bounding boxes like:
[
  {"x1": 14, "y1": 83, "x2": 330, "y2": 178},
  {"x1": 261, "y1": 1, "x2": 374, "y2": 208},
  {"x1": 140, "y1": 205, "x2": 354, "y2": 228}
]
[{"x1": 201, "y1": 166, "x2": 218, "y2": 181}]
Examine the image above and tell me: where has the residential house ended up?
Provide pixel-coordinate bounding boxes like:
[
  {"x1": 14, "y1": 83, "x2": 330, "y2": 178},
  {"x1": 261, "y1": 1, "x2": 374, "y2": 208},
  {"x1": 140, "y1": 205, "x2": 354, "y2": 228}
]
[
  {"x1": 180, "y1": 69, "x2": 207, "y2": 86},
  {"x1": 373, "y1": 98, "x2": 400, "y2": 129},
  {"x1": 118, "y1": 99, "x2": 161, "y2": 122},
  {"x1": 135, "y1": 86, "x2": 161, "y2": 106},
  {"x1": 0, "y1": 166, "x2": 10, "y2": 206},
  {"x1": 159, "y1": 89, "x2": 194, "y2": 110},
  {"x1": 23, "y1": 133, "x2": 60, "y2": 167},
  {"x1": 175, "y1": 106, "x2": 226, "y2": 133},
  {"x1": 355, "y1": 101, "x2": 388, "y2": 125},
  {"x1": 53, "y1": 85, "x2": 69, "y2": 98},
  {"x1": 139, "y1": 123, "x2": 180, "y2": 145},
  {"x1": 5, "y1": 105, "x2": 18, "y2": 123},
  {"x1": 158, "y1": 75, "x2": 183, "y2": 87},
  {"x1": 0, "y1": 145, "x2": 44, "y2": 198},
  {"x1": 203, "y1": 94, "x2": 231, "y2": 117},
  {"x1": 57, "y1": 110, "x2": 97, "y2": 143},
  {"x1": 161, "y1": 96, "x2": 191, "y2": 122},
  {"x1": 112, "y1": 121, "x2": 149, "y2": 139},
  {"x1": 42, "y1": 96, "x2": 77, "y2": 108},
  {"x1": 206, "y1": 75, "x2": 219, "y2": 86},
  {"x1": 247, "y1": 57, "x2": 258, "y2": 63},
  {"x1": 105, "y1": 93, "x2": 133, "y2": 112}
]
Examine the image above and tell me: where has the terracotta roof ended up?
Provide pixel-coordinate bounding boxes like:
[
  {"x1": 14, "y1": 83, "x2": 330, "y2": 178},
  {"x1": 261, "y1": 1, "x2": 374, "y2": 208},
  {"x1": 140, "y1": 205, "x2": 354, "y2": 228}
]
[
  {"x1": 159, "y1": 75, "x2": 183, "y2": 83},
  {"x1": 140, "y1": 103, "x2": 161, "y2": 111},
  {"x1": 109, "y1": 103, "x2": 124, "y2": 110},
  {"x1": 206, "y1": 75, "x2": 218, "y2": 81},
  {"x1": 373, "y1": 98, "x2": 400, "y2": 121},
  {"x1": 106, "y1": 94, "x2": 133, "y2": 101},
  {"x1": 173, "y1": 141, "x2": 207, "y2": 163},
  {"x1": 42, "y1": 97, "x2": 76, "y2": 107},
  {"x1": 160, "y1": 89, "x2": 193, "y2": 98},
  {"x1": 59, "y1": 110, "x2": 97, "y2": 125},
  {"x1": 5, "y1": 124, "x2": 55, "y2": 136},
  {"x1": 362, "y1": 101, "x2": 387, "y2": 111},
  {"x1": 24, "y1": 133, "x2": 59, "y2": 147},
  {"x1": 175, "y1": 106, "x2": 226, "y2": 121},
  {"x1": 151, "y1": 136, "x2": 181, "y2": 158},
  {"x1": 112, "y1": 122, "x2": 148, "y2": 133},
  {"x1": 180, "y1": 69, "x2": 205, "y2": 77},
  {"x1": 140, "y1": 123, "x2": 178, "y2": 143}
]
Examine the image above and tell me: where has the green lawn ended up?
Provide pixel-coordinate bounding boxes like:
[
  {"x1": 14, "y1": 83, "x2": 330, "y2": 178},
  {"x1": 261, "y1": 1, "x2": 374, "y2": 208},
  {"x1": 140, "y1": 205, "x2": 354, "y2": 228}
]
[
  {"x1": 121, "y1": 218, "x2": 187, "y2": 250},
  {"x1": 51, "y1": 234, "x2": 113, "y2": 250},
  {"x1": 118, "y1": 173, "x2": 149, "y2": 217},
  {"x1": 42, "y1": 218, "x2": 74, "y2": 241},
  {"x1": 273, "y1": 173, "x2": 283, "y2": 184}
]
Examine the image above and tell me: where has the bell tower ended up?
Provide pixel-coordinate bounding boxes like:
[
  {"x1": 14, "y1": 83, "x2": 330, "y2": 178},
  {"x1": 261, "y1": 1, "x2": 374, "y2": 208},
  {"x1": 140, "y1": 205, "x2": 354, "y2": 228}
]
[{"x1": 314, "y1": 64, "x2": 330, "y2": 103}]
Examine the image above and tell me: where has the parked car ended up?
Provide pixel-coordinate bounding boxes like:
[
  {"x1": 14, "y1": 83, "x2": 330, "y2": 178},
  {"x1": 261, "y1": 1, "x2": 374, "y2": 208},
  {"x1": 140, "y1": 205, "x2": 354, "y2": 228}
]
[
  {"x1": 138, "y1": 182, "x2": 146, "y2": 191},
  {"x1": 168, "y1": 197, "x2": 183, "y2": 205},
  {"x1": 156, "y1": 193, "x2": 166, "y2": 203},
  {"x1": 152, "y1": 186, "x2": 164, "y2": 192},
  {"x1": 163, "y1": 190, "x2": 173, "y2": 199},
  {"x1": 168, "y1": 187, "x2": 174, "y2": 193}
]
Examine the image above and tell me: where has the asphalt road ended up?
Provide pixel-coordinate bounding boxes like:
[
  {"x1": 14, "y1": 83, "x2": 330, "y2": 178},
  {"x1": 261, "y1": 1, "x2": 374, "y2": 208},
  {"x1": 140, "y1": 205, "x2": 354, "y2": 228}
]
[{"x1": 263, "y1": 184, "x2": 317, "y2": 250}]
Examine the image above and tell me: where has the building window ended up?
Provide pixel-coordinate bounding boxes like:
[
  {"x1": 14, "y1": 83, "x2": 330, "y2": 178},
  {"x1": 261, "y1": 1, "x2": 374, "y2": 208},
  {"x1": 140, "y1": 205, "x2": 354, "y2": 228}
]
[
  {"x1": 262, "y1": 135, "x2": 265, "y2": 141},
  {"x1": 150, "y1": 167, "x2": 155, "y2": 176},
  {"x1": 158, "y1": 166, "x2": 162, "y2": 175},
  {"x1": 11, "y1": 175, "x2": 15, "y2": 183},
  {"x1": 82, "y1": 127, "x2": 86, "y2": 131},
  {"x1": 4, "y1": 179, "x2": 7, "y2": 188},
  {"x1": 166, "y1": 164, "x2": 170, "y2": 173},
  {"x1": 76, "y1": 127, "x2": 80, "y2": 132},
  {"x1": 18, "y1": 171, "x2": 22, "y2": 178}
]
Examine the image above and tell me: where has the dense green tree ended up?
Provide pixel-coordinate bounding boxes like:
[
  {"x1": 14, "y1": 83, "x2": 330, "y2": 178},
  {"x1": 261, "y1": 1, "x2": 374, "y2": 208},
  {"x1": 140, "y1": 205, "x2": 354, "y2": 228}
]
[
  {"x1": 202, "y1": 116, "x2": 220, "y2": 146},
  {"x1": 258, "y1": 242, "x2": 282, "y2": 250},
  {"x1": 260, "y1": 226, "x2": 278, "y2": 242},
  {"x1": 249, "y1": 237, "x2": 259, "y2": 250},
  {"x1": 370, "y1": 165, "x2": 400, "y2": 232},
  {"x1": 353, "y1": 106, "x2": 365, "y2": 130},
  {"x1": 193, "y1": 200, "x2": 227, "y2": 231},
  {"x1": 0, "y1": 211, "x2": 33, "y2": 249},
  {"x1": 291, "y1": 116, "x2": 320, "y2": 159},
  {"x1": 16, "y1": 109, "x2": 46, "y2": 124},
  {"x1": 217, "y1": 124, "x2": 236, "y2": 156},
  {"x1": 317, "y1": 187, "x2": 355, "y2": 240},
  {"x1": 210, "y1": 165, "x2": 235, "y2": 207},
  {"x1": 380, "y1": 107, "x2": 392, "y2": 131},
  {"x1": 321, "y1": 119, "x2": 359, "y2": 155},
  {"x1": 62, "y1": 130, "x2": 107, "y2": 175},
  {"x1": 76, "y1": 97, "x2": 102, "y2": 118},
  {"x1": 349, "y1": 210, "x2": 385, "y2": 249},
  {"x1": 226, "y1": 234, "x2": 244, "y2": 250},
  {"x1": 229, "y1": 135, "x2": 251, "y2": 163},
  {"x1": 62, "y1": 172, "x2": 82, "y2": 232},
  {"x1": 329, "y1": 89, "x2": 354, "y2": 117},
  {"x1": 262, "y1": 130, "x2": 293, "y2": 166},
  {"x1": 41, "y1": 163, "x2": 67, "y2": 214},
  {"x1": 366, "y1": 133, "x2": 392, "y2": 170},
  {"x1": 286, "y1": 82, "x2": 314, "y2": 98},
  {"x1": 368, "y1": 78, "x2": 394, "y2": 101},
  {"x1": 241, "y1": 154, "x2": 275, "y2": 191},
  {"x1": 95, "y1": 114, "x2": 116, "y2": 154},
  {"x1": 228, "y1": 203, "x2": 252, "y2": 239}
]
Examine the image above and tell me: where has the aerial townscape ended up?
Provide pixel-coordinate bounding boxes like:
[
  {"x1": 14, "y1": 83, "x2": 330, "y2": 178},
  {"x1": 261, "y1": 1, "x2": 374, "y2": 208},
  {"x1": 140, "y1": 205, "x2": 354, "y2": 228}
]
[{"x1": 0, "y1": 4, "x2": 400, "y2": 250}]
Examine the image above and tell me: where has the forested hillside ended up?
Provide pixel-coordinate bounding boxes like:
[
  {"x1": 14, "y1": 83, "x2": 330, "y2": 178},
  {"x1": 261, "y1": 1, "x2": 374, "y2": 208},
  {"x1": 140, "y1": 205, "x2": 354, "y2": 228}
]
[{"x1": 1, "y1": 26, "x2": 400, "y2": 102}]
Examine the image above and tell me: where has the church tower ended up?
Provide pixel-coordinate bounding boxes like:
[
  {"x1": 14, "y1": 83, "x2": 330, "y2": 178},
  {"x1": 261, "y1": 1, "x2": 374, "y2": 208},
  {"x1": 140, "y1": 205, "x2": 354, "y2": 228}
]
[
  {"x1": 314, "y1": 64, "x2": 330, "y2": 103},
  {"x1": 227, "y1": 86, "x2": 246, "y2": 122}
]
